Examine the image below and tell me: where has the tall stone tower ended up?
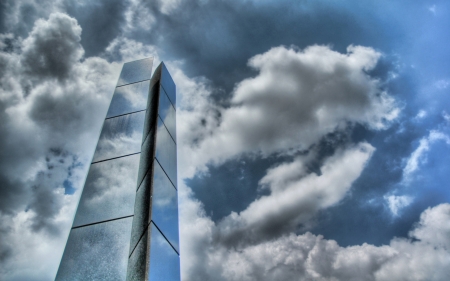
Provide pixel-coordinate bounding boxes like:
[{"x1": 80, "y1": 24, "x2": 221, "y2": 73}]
[{"x1": 56, "y1": 58, "x2": 180, "y2": 281}]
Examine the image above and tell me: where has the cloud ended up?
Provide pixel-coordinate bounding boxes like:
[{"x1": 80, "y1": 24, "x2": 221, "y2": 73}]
[
  {"x1": 428, "y1": 5, "x2": 437, "y2": 15},
  {"x1": 0, "y1": 12, "x2": 133, "y2": 279},
  {"x1": 434, "y1": 79, "x2": 449, "y2": 89},
  {"x1": 123, "y1": 0, "x2": 156, "y2": 32},
  {"x1": 0, "y1": 0, "x2": 65, "y2": 36},
  {"x1": 20, "y1": 13, "x2": 83, "y2": 81},
  {"x1": 384, "y1": 195, "x2": 413, "y2": 216},
  {"x1": 156, "y1": 0, "x2": 184, "y2": 15},
  {"x1": 216, "y1": 143, "x2": 375, "y2": 246},
  {"x1": 0, "y1": 195, "x2": 78, "y2": 281},
  {"x1": 179, "y1": 45, "x2": 398, "y2": 176},
  {"x1": 104, "y1": 36, "x2": 160, "y2": 63},
  {"x1": 409, "y1": 203, "x2": 450, "y2": 250},
  {"x1": 181, "y1": 174, "x2": 450, "y2": 281},
  {"x1": 0, "y1": 8, "x2": 166, "y2": 278},
  {"x1": 173, "y1": 43, "x2": 402, "y2": 274},
  {"x1": 443, "y1": 111, "x2": 450, "y2": 122},
  {"x1": 180, "y1": 186, "x2": 450, "y2": 281},
  {"x1": 414, "y1": 110, "x2": 427, "y2": 120},
  {"x1": 403, "y1": 130, "x2": 450, "y2": 181}
]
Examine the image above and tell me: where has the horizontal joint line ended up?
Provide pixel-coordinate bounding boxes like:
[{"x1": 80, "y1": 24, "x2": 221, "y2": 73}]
[{"x1": 72, "y1": 215, "x2": 134, "y2": 229}]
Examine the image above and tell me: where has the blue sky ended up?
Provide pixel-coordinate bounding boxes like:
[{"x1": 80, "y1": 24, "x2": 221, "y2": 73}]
[{"x1": 0, "y1": 0, "x2": 449, "y2": 280}]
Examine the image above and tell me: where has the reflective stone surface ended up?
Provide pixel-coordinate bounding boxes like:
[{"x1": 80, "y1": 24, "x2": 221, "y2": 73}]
[
  {"x1": 129, "y1": 170, "x2": 151, "y2": 255},
  {"x1": 73, "y1": 154, "x2": 140, "y2": 228},
  {"x1": 152, "y1": 160, "x2": 179, "y2": 252},
  {"x1": 160, "y1": 64, "x2": 176, "y2": 106},
  {"x1": 56, "y1": 217, "x2": 133, "y2": 281},
  {"x1": 137, "y1": 128, "x2": 155, "y2": 188},
  {"x1": 148, "y1": 223, "x2": 180, "y2": 281},
  {"x1": 155, "y1": 118, "x2": 177, "y2": 187},
  {"x1": 158, "y1": 86, "x2": 176, "y2": 141},
  {"x1": 127, "y1": 229, "x2": 148, "y2": 281},
  {"x1": 92, "y1": 111, "x2": 146, "y2": 163},
  {"x1": 117, "y1": 58, "x2": 153, "y2": 87},
  {"x1": 142, "y1": 83, "x2": 158, "y2": 143},
  {"x1": 106, "y1": 80, "x2": 150, "y2": 118}
]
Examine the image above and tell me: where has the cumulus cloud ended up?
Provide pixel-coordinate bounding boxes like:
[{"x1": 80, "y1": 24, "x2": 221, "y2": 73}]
[
  {"x1": 173, "y1": 43, "x2": 403, "y2": 278},
  {"x1": 20, "y1": 13, "x2": 83, "y2": 81},
  {"x1": 216, "y1": 143, "x2": 375, "y2": 245},
  {"x1": 180, "y1": 45, "x2": 399, "y2": 176},
  {"x1": 0, "y1": 0, "x2": 64, "y2": 35},
  {"x1": 0, "y1": 6, "x2": 167, "y2": 278},
  {"x1": 0, "y1": 12, "x2": 112, "y2": 215},
  {"x1": 104, "y1": 36, "x2": 160, "y2": 63},
  {"x1": 0, "y1": 12, "x2": 134, "y2": 279},
  {"x1": 0, "y1": 195, "x2": 78, "y2": 281},
  {"x1": 409, "y1": 203, "x2": 450, "y2": 250},
  {"x1": 180, "y1": 186, "x2": 450, "y2": 281}
]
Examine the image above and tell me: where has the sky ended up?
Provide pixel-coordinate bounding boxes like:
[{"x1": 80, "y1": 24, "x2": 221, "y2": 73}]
[{"x1": 0, "y1": 0, "x2": 450, "y2": 280}]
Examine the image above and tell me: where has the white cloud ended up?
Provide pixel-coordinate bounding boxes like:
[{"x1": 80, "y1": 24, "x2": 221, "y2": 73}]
[
  {"x1": 434, "y1": 79, "x2": 449, "y2": 89},
  {"x1": 157, "y1": 0, "x2": 184, "y2": 15},
  {"x1": 172, "y1": 63, "x2": 221, "y2": 179},
  {"x1": 428, "y1": 5, "x2": 437, "y2": 15},
  {"x1": 104, "y1": 36, "x2": 160, "y2": 64},
  {"x1": 180, "y1": 183, "x2": 450, "y2": 281},
  {"x1": 0, "y1": 0, "x2": 64, "y2": 34},
  {"x1": 172, "y1": 43, "x2": 405, "y2": 279},
  {"x1": 403, "y1": 138, "x2": 429, "y2": 178},
  {"x1": 178, "y1": 45, "x2": 398, "y2": 177},
  {"x1": 409, "y1": 203, "x2": 450, "y2": 250},
  {"x1": 123, "y1": 0, "x2": 156, "y2": 32},
  {"x1": 442, "y1": 111, "x2": 450, "y2": 122},
  {"x1": 384, "y1": 195, "x2": 413, "y2": 216},
  {"x1": 216, "y1": 143, "x2": 375, "y2": 245},
  {"x1": 403, "y1": 130, "x2": 450, "y2": 181},
  {"x1": 0, "y1": 193, "x2": 79, "y2": 281},
  {"x1": 415, "y1": 110, "x2": 427, "y2": 119},
  {"x1": 0, "y1": 12, "x2": 163, "y2": 280}
]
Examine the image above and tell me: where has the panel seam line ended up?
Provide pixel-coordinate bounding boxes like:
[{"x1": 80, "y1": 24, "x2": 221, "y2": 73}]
[
  {"x1": 105, "y1": 109, "x2": 146, "y2": 120},
  {"x1": 151, "y1": 221, "x2": 179, "y2": 256},
  {"x1": 92, "y1": 152, "x2": 141, "y2": 164},
  {"x1": 72, "y1": 215, "x2": 134, "y2": 229}
]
